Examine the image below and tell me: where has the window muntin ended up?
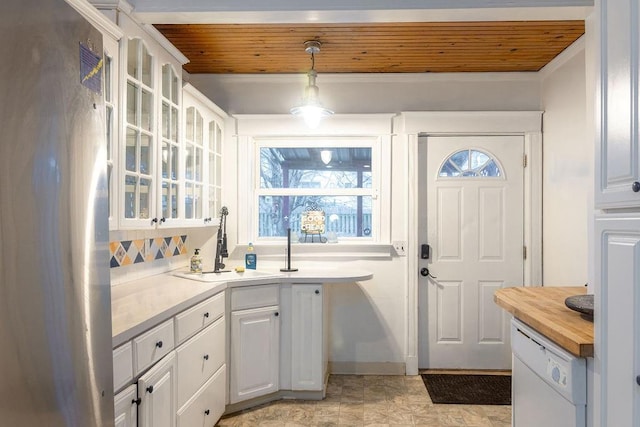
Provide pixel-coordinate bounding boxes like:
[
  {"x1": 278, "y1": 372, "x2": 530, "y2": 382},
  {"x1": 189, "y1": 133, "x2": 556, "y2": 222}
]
[
  {"x1": 439, "y1": 149, "x2": 502, "y2": 178},
  {"x1": 256, "y1": 142, "x2": 377, "y2": 240}
]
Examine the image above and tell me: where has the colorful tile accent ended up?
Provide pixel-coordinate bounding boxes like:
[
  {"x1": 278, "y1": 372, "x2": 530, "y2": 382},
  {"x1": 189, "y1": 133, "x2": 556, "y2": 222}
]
[{"x1": 109, "y1": 235, "x2": 187, "y2": 268}]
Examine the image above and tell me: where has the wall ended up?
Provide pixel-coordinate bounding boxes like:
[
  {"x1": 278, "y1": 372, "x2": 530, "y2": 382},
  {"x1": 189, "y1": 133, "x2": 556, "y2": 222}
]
[
  {"x1": 189, "y1": 72, "x2": 543, "y2": 372},
  {"x1": 540, "y1": 40, "x2": 590, "y2": 286},
  {"x1": 188, "y1": 72, "x2": 541, "y2": 115}
]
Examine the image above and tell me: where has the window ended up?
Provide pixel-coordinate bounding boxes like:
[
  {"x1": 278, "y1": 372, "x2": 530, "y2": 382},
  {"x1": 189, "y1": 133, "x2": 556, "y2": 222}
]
[
  {"x1": 255, "y1": 139, "x2": 379, "y2": 241},
  {"x1": 439, "y1": 149, "x2": 502, "y2": 178}
]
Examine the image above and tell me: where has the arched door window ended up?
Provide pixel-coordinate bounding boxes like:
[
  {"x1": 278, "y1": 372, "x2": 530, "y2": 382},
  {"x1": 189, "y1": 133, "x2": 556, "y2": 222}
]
[{"x1": 438, "y1": 149, "x2": 502, "y2": 178}]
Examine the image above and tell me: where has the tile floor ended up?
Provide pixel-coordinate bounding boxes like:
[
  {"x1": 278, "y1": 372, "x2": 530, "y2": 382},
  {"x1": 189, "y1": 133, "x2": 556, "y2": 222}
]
[{"x1": 216, "y1": 374, "x2": 511, "y2": 426}]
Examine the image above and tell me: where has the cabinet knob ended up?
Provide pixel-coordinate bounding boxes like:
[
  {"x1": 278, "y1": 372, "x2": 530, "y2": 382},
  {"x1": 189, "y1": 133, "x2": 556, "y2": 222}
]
[
  {"x1": 204, "y1": 312, "x2": 209, "y2": 318},
  {"x1": 151, "y1": 217, "x2": 158, "y2": 224},
  {"x1": 160, "y1": 217, "x2": 166, "y2": 223},
  {"x1": 204, "y1": 409, "x2": 210, "y2": 416},
  {"x1": 132, "y1": 397, "x2": 142, "y2": 406},
  {"x1": 636, "y1": 375, "x2": 640, "y2": 386},
  {"x1": 155, "y1": 340, "x2": 163, "y2": 348},
  {"x1": 275, "y1": 312, "x2": 279, "y2": 317},
  {"x1": 633, "y1": 181, "x2": 640, "y2": 192},
  {"x1": 204, "y1": 354, "x2": 209, "y2": 361},
  {"x1": 315, "y1": 289, "x2": 320, "y2": 295},
  {"x1": 146, "y1": 385, "x2": 154, "y2": 394}
]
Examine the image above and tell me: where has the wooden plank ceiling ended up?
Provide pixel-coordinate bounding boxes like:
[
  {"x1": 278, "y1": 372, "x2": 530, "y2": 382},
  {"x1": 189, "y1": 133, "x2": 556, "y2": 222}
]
[{"x1": 155, "y1": 21, "x2": 585, "y2": 74}]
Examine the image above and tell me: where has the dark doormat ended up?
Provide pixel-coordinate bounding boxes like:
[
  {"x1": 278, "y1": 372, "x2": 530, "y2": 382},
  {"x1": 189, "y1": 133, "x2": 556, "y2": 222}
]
[{"x1": 421, "y1": 374, "x2": 511, "y2": 405}]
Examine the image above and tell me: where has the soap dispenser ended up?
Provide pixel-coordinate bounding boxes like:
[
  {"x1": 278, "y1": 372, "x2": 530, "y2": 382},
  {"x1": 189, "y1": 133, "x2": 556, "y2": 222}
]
[
  {"x1": 245, "y1": 243, "x2": 257, "y2": 270},
  {"x1": 190, "y1": 248, "x2": 203, "y2": 273}
]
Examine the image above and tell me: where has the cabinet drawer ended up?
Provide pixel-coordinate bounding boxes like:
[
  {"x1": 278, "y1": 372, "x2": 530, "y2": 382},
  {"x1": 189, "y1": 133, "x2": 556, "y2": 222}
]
[
  {"x1": 114, "y1": 384, "x2": 137, "y2": 427},
  {"x1": 231, "y1": 284, "x2": 279, "y2": 311},
  {"x1": 133, "y1": 319, "x2": 175, "y2": 375},
  {"x1": 176, "y1": 316, "x2": 225, "y2": 408},
  {"x1": 113, "y1": 341, "x2": 133, "y2": 392},
  {"x1": 175, "y1": 291, "x2": 225, "y2": 344},
  {"x1": 177, "y1": 364, "x2": 226, "y2": 427}
]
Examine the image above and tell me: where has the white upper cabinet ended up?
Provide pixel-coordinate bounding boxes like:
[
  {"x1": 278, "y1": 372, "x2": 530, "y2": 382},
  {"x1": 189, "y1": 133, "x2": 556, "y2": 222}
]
[
  {"x1": 182, "y1": 84, "x2": 226, "y2": 226},
  {"x1": 595, "y1": 0, "x2": 640, "y2": 209},
  {"x1": 114, "y1": 12, "x2": 189, "y2": 229}
]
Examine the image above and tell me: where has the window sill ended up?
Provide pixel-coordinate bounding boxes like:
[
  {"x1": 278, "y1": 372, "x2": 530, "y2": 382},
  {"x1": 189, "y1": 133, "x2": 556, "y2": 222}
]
[{"x1": 232, "y1": 243, "x2": 394, "y2": 260}]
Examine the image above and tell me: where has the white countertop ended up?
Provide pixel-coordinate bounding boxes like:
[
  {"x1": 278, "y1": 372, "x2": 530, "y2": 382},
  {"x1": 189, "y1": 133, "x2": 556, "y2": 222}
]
[{"x1": 111, "y1": 267, "x2": 373, "y2": 348}]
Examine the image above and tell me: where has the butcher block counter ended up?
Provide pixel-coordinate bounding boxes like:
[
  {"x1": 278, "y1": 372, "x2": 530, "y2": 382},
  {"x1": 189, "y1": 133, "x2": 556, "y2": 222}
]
[{"x1": 494, "y1": 286, "x2": 594, "y2": 357}]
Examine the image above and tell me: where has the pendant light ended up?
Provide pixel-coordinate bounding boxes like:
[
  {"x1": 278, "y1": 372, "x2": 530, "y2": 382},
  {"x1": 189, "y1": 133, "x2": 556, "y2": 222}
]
[{"x1": 290, "y1": 40, "x2": 333, "y2": 129}]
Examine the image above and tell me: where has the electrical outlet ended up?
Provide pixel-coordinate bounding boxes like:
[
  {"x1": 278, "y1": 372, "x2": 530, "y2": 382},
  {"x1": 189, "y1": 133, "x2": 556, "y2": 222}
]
[{"x1": 393, "y1": 241, "x2": 407, "y2": 256}]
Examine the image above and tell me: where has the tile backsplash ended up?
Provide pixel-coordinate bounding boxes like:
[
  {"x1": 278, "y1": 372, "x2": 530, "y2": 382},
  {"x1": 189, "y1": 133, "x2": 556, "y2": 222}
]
[{"x1": 110, "y1": 235, "x2": 188, "y2": 268}]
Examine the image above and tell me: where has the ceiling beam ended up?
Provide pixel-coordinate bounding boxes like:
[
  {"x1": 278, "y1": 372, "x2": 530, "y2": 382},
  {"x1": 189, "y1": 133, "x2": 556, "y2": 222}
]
[{"x1": 127, "y1": 0, "x2": 592, "y2": 24}]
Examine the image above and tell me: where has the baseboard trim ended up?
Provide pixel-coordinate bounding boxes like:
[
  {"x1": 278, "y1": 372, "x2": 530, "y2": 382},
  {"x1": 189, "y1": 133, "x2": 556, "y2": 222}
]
[
  {"x1": 405, "y1": 356, "x2": 419, "y2": 376},
  {"x1": 328, "y1": 361, "x2": 406, "y2": 375},
  {"x1": 224, "y1": 389, "x2": 324, "y2": 415}
]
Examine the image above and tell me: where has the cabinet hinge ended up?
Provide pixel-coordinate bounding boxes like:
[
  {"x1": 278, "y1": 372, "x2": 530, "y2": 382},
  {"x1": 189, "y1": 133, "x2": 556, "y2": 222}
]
[
  {"x1": 523, "y1": 154, "x2": 528, "y2": 168},
  {"x1": 523, "y1": 245, "x2": 527, "y2": 260}
]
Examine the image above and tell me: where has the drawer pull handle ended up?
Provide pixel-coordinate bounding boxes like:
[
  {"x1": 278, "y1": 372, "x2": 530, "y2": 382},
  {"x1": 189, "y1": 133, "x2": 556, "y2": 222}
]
[
  {"x1": 132, "y1": 397, "x2": 142, "y2": 406},
  {"x1": 146, "y1": 385, "x2": 154, "y2": 394},
  {"x1": 636, "y1": 375, "x2": 640, "y2": 386},
  {"x1": 155, "y1": 341, "x2": 163, "y2": 348},
  {"x1": 315, "y1": 289, "x2": 320, "y2": 295},
  {"x1": 204, "y1": 409, "x2": 210, "y2": 416},
  {"x1": 274, "y1": 312, "x2": 279, "y2": 317},
  {"x1": 633, "y1": 181, "x2": 640, "y2": 193},
  {"x1": 204, "y1": 354, "x2": 209, "y2": 361},
  {"x1": 204, "y1": 312, "x2": 210, "y2": 318}
]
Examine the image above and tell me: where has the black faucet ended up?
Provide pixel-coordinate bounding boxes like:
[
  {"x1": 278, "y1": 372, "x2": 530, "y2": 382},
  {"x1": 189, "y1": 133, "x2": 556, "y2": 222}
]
[{"x1": 213, "y1": 207, "x2": 230, "y2": 273}]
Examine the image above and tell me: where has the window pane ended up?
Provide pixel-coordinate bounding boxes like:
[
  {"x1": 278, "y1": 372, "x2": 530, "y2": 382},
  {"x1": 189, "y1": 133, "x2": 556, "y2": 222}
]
[
  {"x1": 258, "y1": 195, "x2": 372, "y2": 238},
  {"x1": 171, "y1": 145, "x2": 179, "y2": 180},
  {"x1": 162, "y1": 64, "x2": 171, "y2": 99},
  {"x1": 195, "y1": 147, "x2": 202, "y2": 181},
  {"x1": 126, "y1": 82, "x2": 137, "y2": 126},
  {"x1": 185, "y1": 144, "x2": 194, "y2": 180},
  {"x1": 209, "y1": 152, "x2": 215, "y2": 185},
  {"x1": 171, "y1": 183, "x2": 178, "y2": 218},
  {"x1": 195, "y1": 185, "x2": 203, "y2": 218},
  {"x1": 185, "y1": 183, "x2": 193, "y2": 219},
  {"x1": 141, "y1": 43, "x2": 152, "y2": 86},
  {"x1": 162, "y1": 102, "x2": 169, "y2": 139},
  {"x1": 139, "y1": 178, "x2": 150, "y2": 219},
  {"x1": 171, "y1": 107, "x2": 178, "y2": 141},
  {"x1": 162, "y1": 181, "x2": 170, "y2": 219},
  {"x1": 260, "y1": 147, "x2": 372, "y2": 189},
  {"x1": 195, "y1": 111, "x2": 203, "y2": 145},
  {"x1": 141, "y1": 89, "x2": 152, "y2": 131},
  {"x1": 215, "y1": 124, "x2": 222, "y2": 153},
  {"x1": 186, "y1": 107, "x2": 194, "y2": 141},
  {"x1": 140, "y1": 133, "x2": 151, "y2": 174},
  {"x1": 439, "y1": 149, "x2": 502, "y2": 178},
  {"x1": 209, "y1": 187, "x2": 216, "y2": 219},
  {"x1": 106, "y1": 105, "x2": 113, "y2": 156},
  {"x1": 124, "y1": 175, "x2": 137, "y2": 218},
  {"x1": 127, "y1": 39, "x2": 138, "y2": 78},
  {"x1": 162, "y1": 141, "x2": 169, "y2": 178},
  {"x1": 171, "y1": 74, "x2": 178, "y2": 102},
  {"x1": 125, "y1": 127, "x2": 137, "y2": 172}
]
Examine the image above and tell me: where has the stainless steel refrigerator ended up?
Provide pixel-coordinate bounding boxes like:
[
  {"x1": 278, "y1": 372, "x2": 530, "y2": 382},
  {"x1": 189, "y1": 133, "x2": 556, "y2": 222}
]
[{"x1": 0, "y1": 0, "x2": 114, "y2": 425}]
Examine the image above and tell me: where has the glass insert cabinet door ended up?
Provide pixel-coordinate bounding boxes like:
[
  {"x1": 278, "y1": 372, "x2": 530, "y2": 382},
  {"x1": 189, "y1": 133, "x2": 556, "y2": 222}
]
[
  {"x1": 123, "y1": 37, "x2": 155, "y2": 224},
  {"x1": 182, "y1": 83, "x2": 225, "y2": 225}
]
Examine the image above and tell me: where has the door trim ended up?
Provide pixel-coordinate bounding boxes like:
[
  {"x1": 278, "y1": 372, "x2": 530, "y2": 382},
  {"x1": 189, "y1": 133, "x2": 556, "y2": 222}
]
[{"x1": 394, "y1": 111, "x2": 543, "y2": 375}]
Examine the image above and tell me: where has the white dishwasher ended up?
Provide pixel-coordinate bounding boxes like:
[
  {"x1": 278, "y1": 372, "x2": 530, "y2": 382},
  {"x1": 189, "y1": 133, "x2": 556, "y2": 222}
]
[{"x1": 511, "y1": 318, "x2": 587, "y2": 427}]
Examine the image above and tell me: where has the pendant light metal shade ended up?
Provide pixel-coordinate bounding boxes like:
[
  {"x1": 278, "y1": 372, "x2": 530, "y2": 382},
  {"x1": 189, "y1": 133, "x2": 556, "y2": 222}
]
[{"x1": 290, "y1": 41, "x2": 333, "y2": 128}]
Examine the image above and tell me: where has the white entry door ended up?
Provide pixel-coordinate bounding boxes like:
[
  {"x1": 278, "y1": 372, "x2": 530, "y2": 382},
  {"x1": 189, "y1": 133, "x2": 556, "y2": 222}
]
[{"x1": 418, "y1": 135, "x2": 524, "y2": 369}]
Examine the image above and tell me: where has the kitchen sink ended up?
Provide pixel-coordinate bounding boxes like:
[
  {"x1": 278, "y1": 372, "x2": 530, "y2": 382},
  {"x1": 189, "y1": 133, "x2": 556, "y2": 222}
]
[{"x1": 174, "y1": 269, "x2": 283, "y2": 283}]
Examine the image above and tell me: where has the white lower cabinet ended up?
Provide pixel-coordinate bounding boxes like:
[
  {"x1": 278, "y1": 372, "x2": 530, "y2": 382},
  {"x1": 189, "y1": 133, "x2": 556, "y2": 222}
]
[
  {"x1": 114, "y1": 384, "x2": 138, "y2": 427},
  {"x1": 138, "y1": 351, "x2": 177, "y2": 427},
  {"x1": 177, "y1": 365, "x2": 226, "y2": 427},
  {"x1": 230, "y1": 304, "x2": 280, "y2": 403},
  {"x1": 595, "y1": 215, "x2": 640, "y2": 426},
  {"x1": 291, "y1": 284, "x2": 324, "y2": 391}
]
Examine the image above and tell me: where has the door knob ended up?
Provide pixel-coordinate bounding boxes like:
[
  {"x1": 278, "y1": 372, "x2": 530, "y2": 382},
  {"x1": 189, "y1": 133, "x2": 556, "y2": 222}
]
[{"x1": 420, "y1": 268, "x2": 437, "y2": 279}]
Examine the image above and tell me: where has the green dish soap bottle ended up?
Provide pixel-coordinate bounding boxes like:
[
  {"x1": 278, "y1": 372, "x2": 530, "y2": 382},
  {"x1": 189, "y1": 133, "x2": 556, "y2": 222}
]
[
  {"x1": 190, "y1": 248, "x2": 203, "y2": 273},
  {"x1": 245, "y1": 243, "x2": 257, "y2": 270}
]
